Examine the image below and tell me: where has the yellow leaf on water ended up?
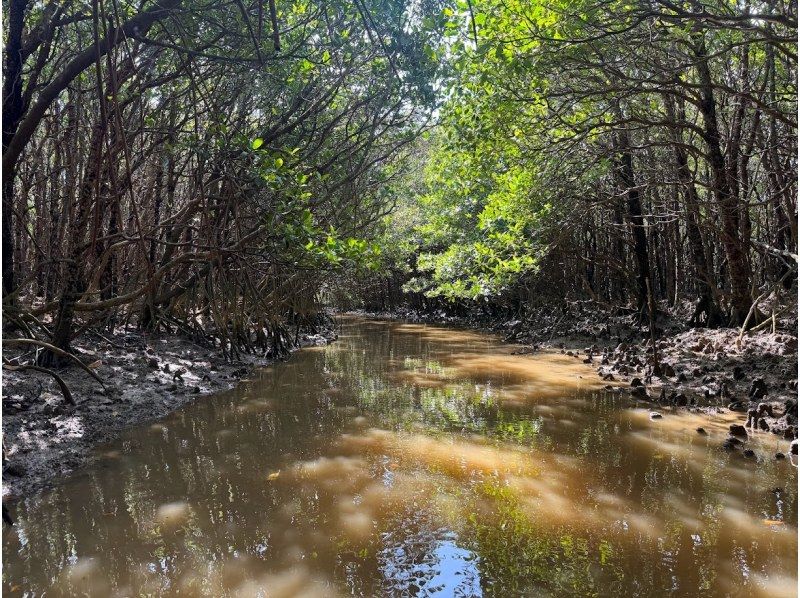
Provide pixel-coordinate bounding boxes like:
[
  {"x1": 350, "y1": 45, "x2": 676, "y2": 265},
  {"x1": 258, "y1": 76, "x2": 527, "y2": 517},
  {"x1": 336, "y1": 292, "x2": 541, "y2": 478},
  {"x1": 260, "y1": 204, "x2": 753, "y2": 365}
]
[
  {"x1": 267, "y1": 471, "x2": 280, "y2": 481},
  {"x1": 763, "y1": 519, "x2": 784, "y2": 526}
]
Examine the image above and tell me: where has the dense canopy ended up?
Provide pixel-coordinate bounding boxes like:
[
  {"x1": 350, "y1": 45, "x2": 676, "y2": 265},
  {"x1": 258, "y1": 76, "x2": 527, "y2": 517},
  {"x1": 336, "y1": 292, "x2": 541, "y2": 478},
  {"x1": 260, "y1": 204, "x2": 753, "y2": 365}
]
[{"x1": 2, "y1": 0, "x2": 797, "y2": 353}]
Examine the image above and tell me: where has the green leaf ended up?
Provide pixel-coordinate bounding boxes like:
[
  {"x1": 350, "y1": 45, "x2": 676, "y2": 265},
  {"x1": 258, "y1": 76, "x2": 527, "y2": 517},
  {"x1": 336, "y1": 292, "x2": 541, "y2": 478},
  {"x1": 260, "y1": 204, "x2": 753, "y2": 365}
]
[{"x1": 251, "y1": 138, "x2": 264, "y2": 150}]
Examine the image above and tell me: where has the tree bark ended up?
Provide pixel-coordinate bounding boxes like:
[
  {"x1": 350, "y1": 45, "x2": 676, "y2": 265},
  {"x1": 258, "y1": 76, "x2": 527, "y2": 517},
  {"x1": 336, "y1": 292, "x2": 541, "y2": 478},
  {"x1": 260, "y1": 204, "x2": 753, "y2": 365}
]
[
  {"x1": 2, "y1": 0, "x2": 183, "y2": 299},
  {"x1": 663, "y1": 89, "x2": 723, "y2": 326},
  {"x1": 693, "y1": 36, "x2": 754, "y2": 325},
  {"x1": 2, "y1": 0, "x2": 30, "y2": 297},
  {"x1": 611, "y1": 104, "x2": 651, "y2": 314}
]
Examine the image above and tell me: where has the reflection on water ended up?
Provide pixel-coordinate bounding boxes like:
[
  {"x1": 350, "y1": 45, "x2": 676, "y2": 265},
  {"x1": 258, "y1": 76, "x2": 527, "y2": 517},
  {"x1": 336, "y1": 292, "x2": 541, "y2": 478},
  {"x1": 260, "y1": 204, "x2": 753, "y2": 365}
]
[{"x1": 3, "y1": 318, "x2": 797, "y2": 596}]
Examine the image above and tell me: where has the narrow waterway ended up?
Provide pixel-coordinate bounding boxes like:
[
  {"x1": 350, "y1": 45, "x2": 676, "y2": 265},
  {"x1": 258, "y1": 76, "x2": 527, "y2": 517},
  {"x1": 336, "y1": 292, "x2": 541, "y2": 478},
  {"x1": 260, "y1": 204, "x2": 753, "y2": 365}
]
[{"x1": 3, "y1": 318, "x2": 797, "y2": 596}]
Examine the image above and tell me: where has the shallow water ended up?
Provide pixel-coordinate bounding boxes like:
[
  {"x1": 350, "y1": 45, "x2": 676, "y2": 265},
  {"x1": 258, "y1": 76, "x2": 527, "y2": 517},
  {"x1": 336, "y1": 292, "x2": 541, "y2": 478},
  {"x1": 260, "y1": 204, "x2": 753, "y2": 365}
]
[{"x1": 3, "y1": 318, "x2": 797, "y2": 596}]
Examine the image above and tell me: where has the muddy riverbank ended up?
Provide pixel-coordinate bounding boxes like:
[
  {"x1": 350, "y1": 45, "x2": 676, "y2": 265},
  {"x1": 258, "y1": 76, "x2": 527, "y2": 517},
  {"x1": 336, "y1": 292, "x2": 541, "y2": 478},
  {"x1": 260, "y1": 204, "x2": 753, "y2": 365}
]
[{"x1": 2, "y1": 328, "x2": 338, "y2": 498}]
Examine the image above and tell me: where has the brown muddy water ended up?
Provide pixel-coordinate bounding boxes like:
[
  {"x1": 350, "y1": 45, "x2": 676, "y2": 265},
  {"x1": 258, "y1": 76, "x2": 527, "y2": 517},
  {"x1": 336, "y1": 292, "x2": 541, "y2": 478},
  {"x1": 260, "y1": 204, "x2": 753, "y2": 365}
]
[{"x1": 3, "y1": 318, "x2": 797, "y2": 596}]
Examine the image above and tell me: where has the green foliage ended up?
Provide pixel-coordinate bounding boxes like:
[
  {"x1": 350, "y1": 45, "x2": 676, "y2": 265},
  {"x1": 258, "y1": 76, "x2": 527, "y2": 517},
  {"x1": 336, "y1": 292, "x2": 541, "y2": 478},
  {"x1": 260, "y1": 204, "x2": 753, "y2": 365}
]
[
  {"x1": 246, "y1": 138, "x2": 382, "y2": 273},
  {"x1": 379, "y1": 101, "x2": 555, "y2": 300},
  {"x1": 372, "y1": 0, "x2": 796, "y2": 310}
]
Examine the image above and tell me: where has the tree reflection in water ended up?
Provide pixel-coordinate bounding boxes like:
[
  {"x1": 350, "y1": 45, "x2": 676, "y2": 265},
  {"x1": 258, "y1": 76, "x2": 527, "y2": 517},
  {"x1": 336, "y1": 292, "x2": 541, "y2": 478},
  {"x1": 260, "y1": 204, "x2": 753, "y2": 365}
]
[{"x1": 3, "y1": 318, "x2": 797, "y2": 596}]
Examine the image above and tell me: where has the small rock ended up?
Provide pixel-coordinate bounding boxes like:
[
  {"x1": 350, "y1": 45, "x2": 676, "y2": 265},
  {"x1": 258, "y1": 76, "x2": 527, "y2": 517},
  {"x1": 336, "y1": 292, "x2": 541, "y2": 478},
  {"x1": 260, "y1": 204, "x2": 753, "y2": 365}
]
[
  {"x1": 696, "y1": 427, "x2": 707, "y2": 435},
  {"x1": 757, "y1": 402, "x2": 773, "y2": 417},
  {"x1": 722, "y1": 439, "x2": 739, "y2": 451},
  {"x1": 784, "y1": 398, "x2": 797, "y2": 417},
  {"x1": 743, "y1": 449, "x2": 755, "y2": 459},
  {"x1": 661, "y1": 363, "x2": 676, "y2": 378},
  {"x1": 749, "y1": 378, "x2": 767, "y2": 400},
  {"x1": 650, "y1": 412, "x2": 662, "y2": 420},
  {"x1": 729, "y1": 424, "x2": 748, "y2": 438},
  {"x1": 631, "y1": 386, "x2": 648, "y2": 398},
  {"x1": 775, "y1": 452, "x2": 786, "y2": 460},
  {"x1": 791, "y1": 440, "x2": 798, "y2": 455},
  {"x1": 4, "y1": 462, "x2": 26, "y2": 477},
  {"x1": 630, "y1": 378, "x2": 643, "y2": 387},
  {"x1": 733, "y1": 366, "x2": 745, "y2": 380}
]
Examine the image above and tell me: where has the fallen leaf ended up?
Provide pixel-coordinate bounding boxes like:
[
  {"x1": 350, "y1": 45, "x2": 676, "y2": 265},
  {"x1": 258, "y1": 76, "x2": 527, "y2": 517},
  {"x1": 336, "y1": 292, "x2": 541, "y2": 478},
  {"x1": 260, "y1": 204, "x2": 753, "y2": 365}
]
[
  {"x1": 87, "y1": 360, "x2": 102, "y2": 369},
  {"x1": 267, "y1": 471, "x2": 280, "y2": 481}
]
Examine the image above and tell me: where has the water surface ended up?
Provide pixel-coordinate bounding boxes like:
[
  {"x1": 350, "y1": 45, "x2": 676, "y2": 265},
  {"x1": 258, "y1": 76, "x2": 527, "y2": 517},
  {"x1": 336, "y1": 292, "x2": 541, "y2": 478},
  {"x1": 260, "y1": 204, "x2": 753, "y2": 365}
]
[{"x1": 3, "y1": 318, "x2": 797, "y2": 596}]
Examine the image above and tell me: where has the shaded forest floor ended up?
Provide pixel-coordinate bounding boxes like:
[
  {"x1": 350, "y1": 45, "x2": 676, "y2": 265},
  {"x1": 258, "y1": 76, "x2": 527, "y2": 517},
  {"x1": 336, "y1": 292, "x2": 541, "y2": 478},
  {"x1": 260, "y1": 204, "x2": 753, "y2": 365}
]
[
  {"x1": 358, "y1": 299, "x2": 798, "y2": 458},
  {"x1": 2, "y1": 327, "x2": 337, "y2": 498}
]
